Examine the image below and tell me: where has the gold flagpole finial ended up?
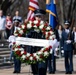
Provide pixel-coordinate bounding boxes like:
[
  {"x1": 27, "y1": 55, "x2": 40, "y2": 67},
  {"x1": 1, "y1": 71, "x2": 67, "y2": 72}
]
[{"x1": 46, "y1": 0, "x2": 50, "y2": 4}]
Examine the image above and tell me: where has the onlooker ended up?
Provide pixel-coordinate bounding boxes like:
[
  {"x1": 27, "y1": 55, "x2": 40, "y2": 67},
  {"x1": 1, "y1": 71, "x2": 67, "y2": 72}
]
[
  {"x1": 13, "y1": 10, "x2": 22, "y2": 25},
  {"x1": 72, "y1": 26, "x2": 76, "y2": 56},
  {"x1": 57, "y1": 25, "x2": 63, "y2": 57},
  {"x1": 5, "y1": 14, "x2": 13, "y2": 39},
  {"x1": 0, "y1": 10, "x2": 6, "y2": 40},
  {"x1": 72, "y1": 26, "x2": 76, "y2": 33}
]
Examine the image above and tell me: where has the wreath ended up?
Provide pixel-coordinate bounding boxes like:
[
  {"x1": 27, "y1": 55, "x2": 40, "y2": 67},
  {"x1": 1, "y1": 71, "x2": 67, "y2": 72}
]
[{"x1": 13, "y1": 20, "x2": 55, "y2": 64}]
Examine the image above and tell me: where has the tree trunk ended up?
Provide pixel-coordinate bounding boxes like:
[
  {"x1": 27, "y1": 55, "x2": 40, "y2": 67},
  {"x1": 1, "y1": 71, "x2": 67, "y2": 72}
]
[{"x1": 59, "y1": 0, "x2": 64, "y2": 26}]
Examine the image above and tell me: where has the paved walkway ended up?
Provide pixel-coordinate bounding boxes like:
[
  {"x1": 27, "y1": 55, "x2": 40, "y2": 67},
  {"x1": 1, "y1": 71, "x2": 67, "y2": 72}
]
[{"x1": 0, "y1": 57, "x2": 76, "y2": 75}]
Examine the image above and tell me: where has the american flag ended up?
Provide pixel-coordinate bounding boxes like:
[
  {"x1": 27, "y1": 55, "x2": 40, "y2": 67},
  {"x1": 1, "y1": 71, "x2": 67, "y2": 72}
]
[{"x1": 27, "y1": 0, "x2": 39, "y2": 21}]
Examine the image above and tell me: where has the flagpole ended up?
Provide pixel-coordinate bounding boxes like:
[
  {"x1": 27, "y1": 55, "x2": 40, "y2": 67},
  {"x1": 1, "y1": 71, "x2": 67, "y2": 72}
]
[
  {"x1": 54, "y1": 0, "x2": 56, "y2": 4},
  {"x1": 46, "y1": 0, "x2": 50, "y2": 25},
  {"x1": 49, "y1": 13, "x2": 50, "y2": 26},
  {"x1": 46, "y1": 0, "x2": 50, "y2": 4},
  {"x1": 49, "y1": 0, "x2": 56, "y2": 26},
  {"x1": 46, "y1": 0, "x2": 57, "y2": 29}
]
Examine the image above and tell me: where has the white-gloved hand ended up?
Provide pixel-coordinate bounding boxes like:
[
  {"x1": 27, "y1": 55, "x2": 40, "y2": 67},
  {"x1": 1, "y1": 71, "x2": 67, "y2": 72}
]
[
  {"x1": 50, "y1": 49, "x2": 53, "y2": 54},
  {"x1": 66, "y1": 40, "x2": 71, "y2": 44}
]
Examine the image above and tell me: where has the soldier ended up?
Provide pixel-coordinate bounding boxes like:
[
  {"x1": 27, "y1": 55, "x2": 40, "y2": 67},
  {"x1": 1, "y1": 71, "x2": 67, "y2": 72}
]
[
  {"x1": 48, "y1": 28, "x2": 59, "y2": 74},
  {"x1": 34, "y1": 9, "x2": 48, "y2": 75},
  {"x1": 13, "y1": 19, "x2": 21, "y2": 73},
  {"x1": 27, "y1": 9, "x2": 47, "y2": 75},
  {"x1": 62, "y1": 20, "x2": 73, "y2": 74}
]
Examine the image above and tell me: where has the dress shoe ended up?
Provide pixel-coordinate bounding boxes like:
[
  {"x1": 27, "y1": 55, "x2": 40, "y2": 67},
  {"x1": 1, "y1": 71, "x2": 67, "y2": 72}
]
[
  {"x1": 52, "y1": 71, "x2": 55, "y2": 74},
  {"x1": 16, "y1": 71, "x2": 20, "y2": 73},
  {"x1": 65, "y1": 72, "x2": 69, "y2": 74},
  {"x1": 69, "y1": 71, "x2": 72, "y2": 74},
  {"x1": 48, "y1": 71, "x2": 52, "y2": 74},
  {"x1": 13, "y1": 71, "x2": 17, "y2": 73}
]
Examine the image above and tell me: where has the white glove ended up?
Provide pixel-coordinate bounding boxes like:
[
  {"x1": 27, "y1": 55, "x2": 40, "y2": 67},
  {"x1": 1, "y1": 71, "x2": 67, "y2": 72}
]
[
  {"x1": 66, "y1": 40, "x2": 71, "y2": 44},
  {"x1": 50, "y1": 49, "x2": 53, "y2": 54}
]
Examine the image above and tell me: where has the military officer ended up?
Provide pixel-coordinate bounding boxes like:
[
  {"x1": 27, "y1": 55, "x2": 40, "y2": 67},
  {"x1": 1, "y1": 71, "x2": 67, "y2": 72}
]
[
  {"x1": 48, "y1": 28, "x2": 59, "y2": 74},
  {"x1": 13, "y1": 19, "x2": 21, "y2": 73},
  {"x1": 27, "y1": 9, "x2": 47, "y2": 75},
  {"x1": 62, "y1": 20, "x2": 73, "y2": 74},
  {"x1": 34, "y1": 9, "x2": 48, "y2": 75}
]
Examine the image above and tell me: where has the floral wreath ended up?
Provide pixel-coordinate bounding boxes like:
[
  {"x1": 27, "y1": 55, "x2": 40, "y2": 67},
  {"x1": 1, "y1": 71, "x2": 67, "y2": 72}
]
[{"x1": 13, "y1": 20, "x2": 55, "y2": 64}]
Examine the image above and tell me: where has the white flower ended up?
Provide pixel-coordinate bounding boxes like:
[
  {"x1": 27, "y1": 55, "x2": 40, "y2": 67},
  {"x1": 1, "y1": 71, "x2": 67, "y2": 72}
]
[
  {"x1": 46, "y1": 27, "x2": 50, "y2": 30},
  {"x1": 21, "y1": 55, "x2": 26, "y2": 60},
  {"x1": 21, "y1": 25, "x2": 25, "y2": 29},
  {"x1": 26, "y1": 53, "x2": 30, "y2": 57},
  {"x1": 33, "y1": 25, "x2": 37, "y2": 28},
  {"x1": 39, "y1": 25, "x2": 44, "y2": 29},
  {"x1": 29, "y1": 56, "x2": 33, "y2": 61},
  {"x1": 50, "y1": 31, "x2": 54, "y2": 35},
  {"x1": 14, "y1": 48, "x2": 18, "y2": 51},
  {"x1": 44, "y1": 51, "x2": 49, "y2": 56},
  {"x1": 27, "y1": 24, "x2": 32, "y2": 29},
  {"x1": 34, "y1": 29, "x2": 40, "y2": 33},
  {"x1": 29, "y1": 21, "x2": 32, "y2": 24},
  {"x1": 17, "y1": 27, "x2": 21, "y2": 31},
  {"x1": 21, "y1": 51, "x2": 24, "y2": 54},
  {"x1": 19, "y1": 30, "x2": 23, "y2": 34},
  {"x1": 40, "y1": 21, "x2": 44, "y2": 24},
  {"x1": 41, "y1": 48, "x2": 45, "y2": 51},
  {"x1": 37, "y1": 51, "x2": 43, "y2": 55},
  {"x1": 14, "y1": 33, "x2": 18, "y2": 36},
  {"x1": 19, "y1": 48, "x2": 24, "y2": 51},
  {"x1": 46, "y1": 32, "x2": 48, "y2": 35},
  {"x1": 33, "y1": 20, "x2": 38, "y2": 24},
  {"x1": 36, "y1": 56, "x2": 39, "y2": 60},
  {"x1": 49, "y1": 35, "x2": 55, "y2": 40},
  {"x1": 52, "y1": 35, "x2": 56, "y2": 39},
  {"x1": 33, "y1": 53, "x2": 37, "y2": 57},
  {"x1": 45, "y1": 32, "x2": 48, "y2": 37},
  {"x1": 49, "y1": 36, "x2": 53, "y2": 40}
]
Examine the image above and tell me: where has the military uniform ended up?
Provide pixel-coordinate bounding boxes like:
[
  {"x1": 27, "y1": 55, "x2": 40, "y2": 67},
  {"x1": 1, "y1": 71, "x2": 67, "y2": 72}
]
[
  {"x1": 48, "y1": 29, "x2": 59, "y2": 74},
  {"x1": 26, "y1": 9, "x2": 47, "y2": 75},
  {"x1": 48, "y1": 51, "x2": 56, "y2": 74},
  {"x1": 13, "y1": 19, "x2": 21, "y2": 73},
  {"x1": 62, "y1": 21, "x2": 73, "y2": 74}
]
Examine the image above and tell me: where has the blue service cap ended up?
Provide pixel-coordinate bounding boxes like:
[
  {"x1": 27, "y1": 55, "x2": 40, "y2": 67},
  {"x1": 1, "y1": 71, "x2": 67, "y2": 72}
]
[
  {"x1": 64, "y1": 20, "x2": 70, "y2": 25},
  {"x1": 14, "y1": 19, "x2": 21, "y2": 22},
  {"x1": 34, "y1": 9, "x2": 46, "y2": 16}
]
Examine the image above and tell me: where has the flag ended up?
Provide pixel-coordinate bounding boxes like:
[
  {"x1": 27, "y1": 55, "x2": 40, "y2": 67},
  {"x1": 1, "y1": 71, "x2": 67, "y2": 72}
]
[
  {"x1": 46, "y1": 0, "x2": 57, "y2": 29},
  {"x1": 27, "y1": 0, "x2": 39, "y2": 21}
]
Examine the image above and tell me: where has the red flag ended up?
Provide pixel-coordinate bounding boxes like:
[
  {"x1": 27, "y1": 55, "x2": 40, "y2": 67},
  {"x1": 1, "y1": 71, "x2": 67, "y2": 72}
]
[{"x1": 27, "y1": 0, "x2": 39, "y2": 21}]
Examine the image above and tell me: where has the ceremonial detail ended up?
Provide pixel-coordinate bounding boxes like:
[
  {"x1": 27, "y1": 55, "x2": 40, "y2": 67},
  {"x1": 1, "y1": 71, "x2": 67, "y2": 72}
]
[
  {"x1": 14, "y1": 20, "x2": 55, "y2": 40},
  {"x1": 13, "y1": 20, "x2": 55, "y2": 64}
]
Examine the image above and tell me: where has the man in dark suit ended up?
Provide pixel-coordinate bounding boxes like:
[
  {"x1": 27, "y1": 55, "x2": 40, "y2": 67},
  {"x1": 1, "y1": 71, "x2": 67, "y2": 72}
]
[{"x1": 62, "y1": 20, "x2": 73, "y2": 74}]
